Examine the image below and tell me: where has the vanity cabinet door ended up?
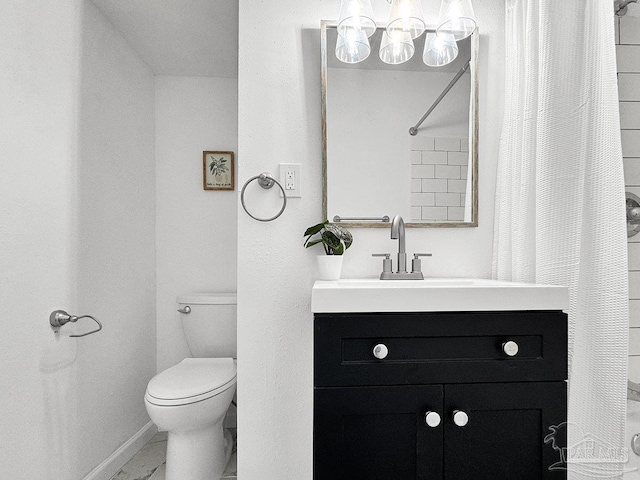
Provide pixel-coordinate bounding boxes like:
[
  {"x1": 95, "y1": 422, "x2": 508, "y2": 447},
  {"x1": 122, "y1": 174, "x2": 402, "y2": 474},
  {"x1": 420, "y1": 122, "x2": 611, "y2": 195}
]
[
  {"x1": 443, "y1": 382, "x2": 566, "y2": 480},
  {"x1": 314, "y1": 385, "x2": 444, "y2": 480}
]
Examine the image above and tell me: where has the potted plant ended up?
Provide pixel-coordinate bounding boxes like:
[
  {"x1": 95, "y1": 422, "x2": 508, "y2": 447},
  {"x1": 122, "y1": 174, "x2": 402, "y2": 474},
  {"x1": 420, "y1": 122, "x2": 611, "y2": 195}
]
[{"x1": 304, "y1": 220, "x2": 353, "y2": 280}]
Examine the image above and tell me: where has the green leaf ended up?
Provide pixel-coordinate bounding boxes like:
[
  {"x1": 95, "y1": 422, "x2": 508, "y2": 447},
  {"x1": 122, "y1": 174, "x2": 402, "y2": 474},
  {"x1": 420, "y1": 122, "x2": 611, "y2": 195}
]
[
  {"x1": 321, "y1": 230, "x2": 340, "y2": 251},
  {"x1": 305, "y1": 239, "x2": 323, "y2": 249},
  {"x1": 333, "y1": 244, "x2": 344, "y2": 255},
  {"x1": 303, "y1": 221, "x2": 327, "y2": 237}
]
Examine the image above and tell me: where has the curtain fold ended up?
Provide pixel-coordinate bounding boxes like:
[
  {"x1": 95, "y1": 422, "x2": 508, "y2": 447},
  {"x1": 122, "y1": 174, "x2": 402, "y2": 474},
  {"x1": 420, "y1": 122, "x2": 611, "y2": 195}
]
[{"x1": 493, "y1": 0, "x2": 628, "y2": 477}]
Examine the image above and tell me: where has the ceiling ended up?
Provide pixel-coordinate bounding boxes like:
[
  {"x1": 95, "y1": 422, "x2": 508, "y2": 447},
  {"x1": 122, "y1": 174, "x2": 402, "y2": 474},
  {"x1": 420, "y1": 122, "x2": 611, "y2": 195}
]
[{"x1": 91, "y1": 0, "x2": 238, "y2": 78}]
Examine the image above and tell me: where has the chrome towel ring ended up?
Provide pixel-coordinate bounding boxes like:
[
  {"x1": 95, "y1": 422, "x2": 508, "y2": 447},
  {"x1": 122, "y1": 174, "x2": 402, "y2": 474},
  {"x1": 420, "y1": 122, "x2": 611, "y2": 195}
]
[
  {"x1": 50, "y1": 310, "x2": 103, "y2": 337},
  {"x1": 240, "y1": 172, "x2": 287, "y2": 222}
]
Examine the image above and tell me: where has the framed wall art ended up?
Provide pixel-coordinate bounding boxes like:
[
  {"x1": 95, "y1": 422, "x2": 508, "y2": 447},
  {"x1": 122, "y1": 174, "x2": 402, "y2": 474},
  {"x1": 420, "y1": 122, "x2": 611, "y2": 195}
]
[{"x1": 203, "y1": 151, "x2": 235, "y2": 190}]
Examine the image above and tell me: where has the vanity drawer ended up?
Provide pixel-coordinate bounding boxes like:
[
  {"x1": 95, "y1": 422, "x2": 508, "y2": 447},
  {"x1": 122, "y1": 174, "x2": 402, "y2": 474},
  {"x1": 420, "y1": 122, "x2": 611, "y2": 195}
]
[{"x1": 314, "y1": 311, "x2": 567, "y2": 387}]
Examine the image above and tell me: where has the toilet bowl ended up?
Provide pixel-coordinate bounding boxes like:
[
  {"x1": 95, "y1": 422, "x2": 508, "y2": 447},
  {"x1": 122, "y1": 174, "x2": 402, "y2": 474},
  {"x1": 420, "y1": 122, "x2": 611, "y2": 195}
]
[{"x1": 144, "y1": 293, "x2": 237, "y2": 480}]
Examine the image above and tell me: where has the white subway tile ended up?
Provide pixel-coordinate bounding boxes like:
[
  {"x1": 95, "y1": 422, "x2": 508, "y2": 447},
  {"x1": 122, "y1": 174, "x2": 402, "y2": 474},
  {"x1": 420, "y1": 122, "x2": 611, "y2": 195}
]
[
  {"x1": 447, "y1": 179, "x2": 467, "y2": 193},
  {"x1": 617, "y1": 45, "x2": 640, "y2": 72},
  {"x1": 623, "y1": 130, "x2": 640, "y2": 157},
  {"x1": 630, "y1": 328, "x2": 640, "y2": 356},
  {"x1": 435, "y1": 192, "x2": 462, "y2": 207},
  {"x1": 410, "y1": 206, "x2": 422, "y2": 221},
  {"x1": 421, "y1": 206, "x2": 448, "y2": 220},
  {"x1": 615, "y1": 17, "x2": 621, "y2": 45},
  {"x1": 448, "y1": 151, "x2": 469, "y2": 165},
  {"x1": 630, "y1": 271, "x2": 640, "y2": 299},
  {"x1": 460, "y1": 138, "x2": 470, "y2": 152},
  {"x1": 411, "y1": 178, "x2": 422, "y2": 193},
  {"x1": 629, "y1": 356, "x2": 640, "y2": 381},
  {"x1": 421, "y1": 178, "x2": 448, "y2": 193},
  {"x1": 411, "y1": 164, "x2": 435, "y2": 178},
  {"x1": 447, "y1": 207, "x2": 465, "y2": 221},
  {"x1": 631, "y1": 243, "x2": 640, "y2": 270},
  {"x1": 422, "y1": 151, "x2": 448, "y2": 165},
  {"x1": 621, "y1": 102, "x2": 640, "y2": 129},
  {"x1": 460, "y1": 165, "x2": 468, "y2": 180},
  {"x1": 410, "y1": 136, "x2": 435, "y2": 151},
  {"x1": 621, "y1": 15, "x2": 640, "y2": 45},
  {"x1": 434, "y1": 137, "x2": 461, "y2": 152},
  {"x1": 625, "y1": 158, "x2": 640, "y2": 186},
  {"x1": 411, "y1": 192, "x2": 435, "y2": 206},
  {"x1": 619, "y1": 74, "x2": 640, "y2": 101},
  {"x1": 631, "y1": 300, "x2": 640, "y2": 327},
  {"x1": 411, "y1": 151, "x2": 422, "y2": 165},
  {"x1": 435, "y1": 165, "x2": 461, "y2": 179}
]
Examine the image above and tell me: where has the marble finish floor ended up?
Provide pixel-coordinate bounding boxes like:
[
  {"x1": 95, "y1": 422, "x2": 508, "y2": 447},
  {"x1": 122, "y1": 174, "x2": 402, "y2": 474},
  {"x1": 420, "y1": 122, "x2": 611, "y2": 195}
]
[{"x1": 111, "y1": 429, "x2": 237, "y2": 480}]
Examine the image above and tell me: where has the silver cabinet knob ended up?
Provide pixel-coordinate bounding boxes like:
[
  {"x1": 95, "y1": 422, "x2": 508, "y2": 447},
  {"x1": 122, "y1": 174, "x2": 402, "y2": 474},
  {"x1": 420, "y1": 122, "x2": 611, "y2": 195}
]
[
  {"x1": 502, "y1": 340, "x2": 519, "y2": 357},
  {"x1": 453, "y1": 410, "x2": 469, "y2": 427},
  {"x1": 425, "y1": 411, "x2": 441, "y2": 428},
  {"x1": 177, "y1": 305, "x2": 191, "y2": 314},
  {"x1": 373, "y1": 343, "x2": 389, "y2": 359}
]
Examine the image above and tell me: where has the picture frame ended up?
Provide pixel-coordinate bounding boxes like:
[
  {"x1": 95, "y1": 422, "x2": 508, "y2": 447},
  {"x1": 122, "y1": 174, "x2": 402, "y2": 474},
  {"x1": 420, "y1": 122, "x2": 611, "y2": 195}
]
[{"x1": 203, "y1": 151, "x2": 235, "y2": 190}]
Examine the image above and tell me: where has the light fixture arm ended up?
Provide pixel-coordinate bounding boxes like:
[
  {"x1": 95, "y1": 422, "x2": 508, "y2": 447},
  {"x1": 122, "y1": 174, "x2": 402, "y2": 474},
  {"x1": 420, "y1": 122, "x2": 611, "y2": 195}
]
[{"x1": 409, "y1": 58, "x2": 470, "y2": 136}]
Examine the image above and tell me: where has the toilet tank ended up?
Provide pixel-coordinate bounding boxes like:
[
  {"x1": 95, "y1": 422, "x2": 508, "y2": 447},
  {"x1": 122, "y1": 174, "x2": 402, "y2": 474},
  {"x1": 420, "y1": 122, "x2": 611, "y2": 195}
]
[{"x1": 177, "y1": 292, "x2": 237, "y2": 358}]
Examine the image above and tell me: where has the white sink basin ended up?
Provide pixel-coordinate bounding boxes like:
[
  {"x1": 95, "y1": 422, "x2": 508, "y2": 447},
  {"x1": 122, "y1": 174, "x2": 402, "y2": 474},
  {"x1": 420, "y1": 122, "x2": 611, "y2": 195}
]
[{"x1": 311, "y1": 278, "x2": 569, "y2": 313}]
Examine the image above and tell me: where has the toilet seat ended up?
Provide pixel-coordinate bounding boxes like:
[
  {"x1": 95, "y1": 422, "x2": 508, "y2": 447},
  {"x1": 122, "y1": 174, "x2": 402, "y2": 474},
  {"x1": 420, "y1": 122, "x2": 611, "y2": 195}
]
[{"x1": 145, "y1": 358, "x2": 237, "y2": 407}]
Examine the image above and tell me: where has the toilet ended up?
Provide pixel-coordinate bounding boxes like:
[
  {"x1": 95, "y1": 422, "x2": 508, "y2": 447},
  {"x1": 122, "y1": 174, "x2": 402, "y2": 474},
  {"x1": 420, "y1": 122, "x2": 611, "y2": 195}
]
[{"x1": 144, "y1": 293, "x2": 237, "y2": 480}]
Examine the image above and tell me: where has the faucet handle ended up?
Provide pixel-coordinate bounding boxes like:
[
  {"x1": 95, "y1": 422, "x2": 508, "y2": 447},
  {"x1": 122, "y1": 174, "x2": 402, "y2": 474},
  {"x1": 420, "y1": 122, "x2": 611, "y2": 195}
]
[
  {"x1": 412, "y1": 253, "x2": 432, "y2": 274},
  {"x1": 372, "y1": 253, "x2": 392, "y2": 273}
]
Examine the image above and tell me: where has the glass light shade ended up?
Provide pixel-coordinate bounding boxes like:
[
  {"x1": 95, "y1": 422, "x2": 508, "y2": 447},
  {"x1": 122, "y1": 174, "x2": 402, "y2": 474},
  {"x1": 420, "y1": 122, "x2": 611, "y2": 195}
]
[
  {"x1": 335, "y1": 27, "x2": 371, "y2": 64},
  {"x1": 437, "y1": 0, "x2": 477, "y2": 41},
  {"x1": 379, "y1": 31, "x2": 415, "y2": 65},
  {"x1": 337, "y1": 0, "x2": 376, "y2": 38},
  {"x1": 386, "y1": 0, "x2": 426, "y2": 40},
  {"x1": 423, "y1": 32, "x2": 458, "y2": 67}
]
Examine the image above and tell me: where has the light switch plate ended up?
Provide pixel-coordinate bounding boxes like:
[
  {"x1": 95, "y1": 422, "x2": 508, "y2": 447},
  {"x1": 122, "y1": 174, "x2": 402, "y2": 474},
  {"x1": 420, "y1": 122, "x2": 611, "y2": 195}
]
[{"x1": 279, "y1": 163, "x2": 301, "y2": 198}]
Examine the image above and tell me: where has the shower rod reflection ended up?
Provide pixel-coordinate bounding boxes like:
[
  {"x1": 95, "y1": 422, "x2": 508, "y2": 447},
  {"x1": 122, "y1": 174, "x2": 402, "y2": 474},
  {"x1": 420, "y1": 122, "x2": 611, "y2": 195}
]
[
  {"x1": 616, "y1": 0, "x2": 638, "y2": 16},
  {"x1": 409, "y1": 59, "x2": 471, "y2": 136}
]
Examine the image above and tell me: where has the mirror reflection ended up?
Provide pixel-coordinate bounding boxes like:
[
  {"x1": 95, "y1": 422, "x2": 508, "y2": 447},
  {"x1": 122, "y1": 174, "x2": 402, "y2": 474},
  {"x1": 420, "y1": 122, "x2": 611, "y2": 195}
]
[{"x1": 322, "y1": 23, "x2": 478, "y2": 227}]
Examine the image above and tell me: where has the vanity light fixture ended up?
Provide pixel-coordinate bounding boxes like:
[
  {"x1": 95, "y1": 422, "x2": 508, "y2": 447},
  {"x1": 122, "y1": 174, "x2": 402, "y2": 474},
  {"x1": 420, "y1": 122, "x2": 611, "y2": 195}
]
[
  {"x1": 386, "y1": 0, "x2": 426, "y2": 40},
  {"x1": 334, "y1": 0, "x2": 476, "y2": 67},
  {"x1": 379, "y1": 30, "x2": 415, "y2": 64},
  {"x1": 335, "y1": 26, "x2": 372, "y2": 63},
  {"x1": 437, "y1": 0, "x2": 476, "y2": 41},
  {"x1": 422, "y1": 31, "x2": 458, "y2": 67}
]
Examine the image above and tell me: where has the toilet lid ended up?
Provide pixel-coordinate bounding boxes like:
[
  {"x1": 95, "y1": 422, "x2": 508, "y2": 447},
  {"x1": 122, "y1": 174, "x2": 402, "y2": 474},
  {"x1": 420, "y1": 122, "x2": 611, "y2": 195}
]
[{"x1": 146, "y1": 358, "x2": 236, "y2": 406}]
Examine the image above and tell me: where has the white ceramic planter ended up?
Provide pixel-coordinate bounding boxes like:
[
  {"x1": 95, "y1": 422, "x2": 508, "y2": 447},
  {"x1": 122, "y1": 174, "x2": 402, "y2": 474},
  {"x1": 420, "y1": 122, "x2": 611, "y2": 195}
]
[{"x1": 316, "y1": 255, "x2": 343, "y2": 280}]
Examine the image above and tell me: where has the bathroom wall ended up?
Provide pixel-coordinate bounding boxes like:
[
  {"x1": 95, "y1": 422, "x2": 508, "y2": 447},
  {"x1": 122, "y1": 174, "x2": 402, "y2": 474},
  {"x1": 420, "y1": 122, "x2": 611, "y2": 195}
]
[
  {"x1": 0, "y1": 2, "x2": 82, "y2": 477},
  {"x1": 237, "y1": 1, "x2": 505, "y2": 477},
  {"x1": 77, "y1": 2, "x2": 157, "y2": 475},
  {"x1": 617, "y1": 7, "x2": 640, "y2": 380},
  {"x1": 155, "y1": 75, "x2": 238, "y2": 373},
  {"x1": 0, "y1": 2, "x2": 157, "y2": 477}
]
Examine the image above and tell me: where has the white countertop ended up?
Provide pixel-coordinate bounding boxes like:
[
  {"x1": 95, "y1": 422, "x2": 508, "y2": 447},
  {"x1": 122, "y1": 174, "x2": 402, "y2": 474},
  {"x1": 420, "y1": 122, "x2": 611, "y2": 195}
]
[{"x1": 311, "y1": 278, "x2": 569, "y2": 313}]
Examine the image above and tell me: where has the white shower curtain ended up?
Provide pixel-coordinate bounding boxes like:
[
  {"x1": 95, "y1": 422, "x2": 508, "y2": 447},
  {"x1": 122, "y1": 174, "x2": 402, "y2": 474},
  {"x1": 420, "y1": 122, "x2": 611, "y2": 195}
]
[{"x1": 493, "y1": 0, "x2": 628, "y2": 477}]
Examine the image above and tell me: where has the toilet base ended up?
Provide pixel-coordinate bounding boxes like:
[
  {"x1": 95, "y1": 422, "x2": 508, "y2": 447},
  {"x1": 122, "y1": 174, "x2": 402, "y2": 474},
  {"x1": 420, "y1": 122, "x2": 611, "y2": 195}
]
[{"x1": 165, "y1": 420, "x2": 232, "y2": 480}]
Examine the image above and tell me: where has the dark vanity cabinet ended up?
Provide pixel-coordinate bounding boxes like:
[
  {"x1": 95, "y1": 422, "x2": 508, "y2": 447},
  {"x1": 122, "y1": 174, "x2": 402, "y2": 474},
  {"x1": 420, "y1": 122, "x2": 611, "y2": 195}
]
[{"x1": 313, "y1": 311, "x2": 568, "y2": 480}]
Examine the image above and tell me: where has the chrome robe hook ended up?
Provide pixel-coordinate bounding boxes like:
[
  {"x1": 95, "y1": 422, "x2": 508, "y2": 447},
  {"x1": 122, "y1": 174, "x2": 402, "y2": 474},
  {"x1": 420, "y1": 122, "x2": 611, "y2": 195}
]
[{"x1": 50, "y1": 310, "x2": 103, "y2": 337}]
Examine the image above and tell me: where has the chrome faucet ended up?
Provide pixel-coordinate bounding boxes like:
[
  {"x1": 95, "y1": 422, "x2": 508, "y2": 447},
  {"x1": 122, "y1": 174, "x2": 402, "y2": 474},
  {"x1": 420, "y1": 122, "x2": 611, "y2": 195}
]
[
  {"x1": 373, "y1": 215, "x2": 431, "y2": 280},
  {"x1": 391, "y1": 215, "x2": 407, "y2": 273}
]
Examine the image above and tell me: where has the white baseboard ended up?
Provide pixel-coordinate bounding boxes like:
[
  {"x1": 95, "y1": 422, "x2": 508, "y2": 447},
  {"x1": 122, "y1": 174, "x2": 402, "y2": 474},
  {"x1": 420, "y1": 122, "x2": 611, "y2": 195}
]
[{"x1": 84, "y1": 421, "x2": 157, "y2": 480}]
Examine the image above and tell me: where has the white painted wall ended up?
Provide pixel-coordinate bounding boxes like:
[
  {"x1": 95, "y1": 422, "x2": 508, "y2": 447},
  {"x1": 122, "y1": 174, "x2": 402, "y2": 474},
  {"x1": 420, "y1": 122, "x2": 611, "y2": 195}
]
[
  {"x1": 155, "y1": 76, "x2": 238, "y2": 373},
  {"x1": 77, "y1": 2, "x2": 156, "y2": 475},
  {"x1": 0, "y1": 2, "x2": 82, "y2": 478},
  {"x1": 0, "y1": 2, "x2": 156, "y2": 477},
  {"x1": 237, "y1": 1, "x2": 504, "y2": 477}
]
